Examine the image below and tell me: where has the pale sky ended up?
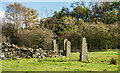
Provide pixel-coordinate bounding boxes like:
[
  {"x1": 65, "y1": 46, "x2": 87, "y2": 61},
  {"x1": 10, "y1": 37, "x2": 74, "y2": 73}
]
[
  {"x1": 0, "y1": 9, "x2": 5, "y2": 20},
  {"x1": 1, "y1": 2, "x2": 72, "y2": 18},
  {"x1": 0, "y1": 0, "x2": 118, "y2": 18}
]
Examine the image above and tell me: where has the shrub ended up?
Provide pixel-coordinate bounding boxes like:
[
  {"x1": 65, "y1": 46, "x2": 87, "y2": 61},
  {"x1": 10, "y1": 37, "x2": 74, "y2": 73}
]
[
  {"x1": 2, "y1": 23, "x2": 18, "y2": 44},
  {"x1": 17, "y1": 28, "x2": 55, "y2": 49}
]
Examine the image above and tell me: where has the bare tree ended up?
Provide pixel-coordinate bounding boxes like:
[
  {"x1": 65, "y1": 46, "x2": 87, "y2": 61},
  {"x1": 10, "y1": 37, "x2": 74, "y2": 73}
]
[{"x1": 5, "y1": 3, "x2": 39, "y2": 31}]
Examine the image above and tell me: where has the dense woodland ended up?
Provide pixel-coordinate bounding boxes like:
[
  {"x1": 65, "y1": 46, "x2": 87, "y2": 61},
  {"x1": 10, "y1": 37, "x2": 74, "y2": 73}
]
[{"x1": 2, "y1": 2, "x2": 120, "y2": 51}]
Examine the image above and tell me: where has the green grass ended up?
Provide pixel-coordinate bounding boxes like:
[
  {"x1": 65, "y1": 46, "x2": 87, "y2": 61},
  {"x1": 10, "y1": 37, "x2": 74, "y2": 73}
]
[{"x1": 2, "y1": 50, "x2": 118, "y2": 71}]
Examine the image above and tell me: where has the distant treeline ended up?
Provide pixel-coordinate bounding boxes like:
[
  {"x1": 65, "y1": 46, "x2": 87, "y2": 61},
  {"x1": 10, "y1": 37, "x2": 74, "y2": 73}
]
[{"x1": 2, "y1": 2, "x2": 120, "y2": 51}]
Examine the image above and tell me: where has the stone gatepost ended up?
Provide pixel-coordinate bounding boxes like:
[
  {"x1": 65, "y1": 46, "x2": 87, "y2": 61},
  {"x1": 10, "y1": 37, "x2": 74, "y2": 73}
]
[
  {"x1": 79, "y1": 37, "x2": 88, "y2": 61},
  {"x1": 66, "y1": 41, "x2": 71, "y2": 57}
]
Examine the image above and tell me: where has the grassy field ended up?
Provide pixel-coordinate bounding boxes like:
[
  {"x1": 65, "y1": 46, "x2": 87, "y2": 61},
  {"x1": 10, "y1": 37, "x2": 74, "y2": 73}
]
[{"x1": 2, "y1": 50, "x2": 118, "y2": 71}]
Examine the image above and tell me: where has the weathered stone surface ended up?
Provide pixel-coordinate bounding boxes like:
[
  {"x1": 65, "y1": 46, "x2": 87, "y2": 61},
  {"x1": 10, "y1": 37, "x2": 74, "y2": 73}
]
[
  {"x1": 0, "y1": 53, "x2": 5, "y2": 59},
  {"x1": 22, "y1": 48, "x2": 27, "y2": 50},
  {"x1": 41, "y1": 55, "x2": 45, "y2": 59},
  {"x1": 44, "y1": 53, "x2": 47, "y2": 57},
  {"x1": 56, "y1": 44, "x2": 58, "y2": 51},
  {"x1": 55, "y1": 55, "x2": 59, "y2": 58},
  {"x1": 12, "y1": 44, "x2": 16, "y2": 48},
  {"x1": 53, "y1": 39, "x2": 58, "y2": 52},
  {"x1": 66, "y1": 41, "x2": 71, "y2": 57},
  {"x1": 26, "y1": 56, "x2": 31, "y2": 59},
  {"x1": 79, "y1": 37, "x2": 88, "y2": 61},
  {"x1": 13, "y1": 57, "x2": 20, "y2": 60},
  {"x1": 32, "y1": 54, "x2": 37, "y2": 58},
  {"x1": 36, "y1": 49, "x2": 39, "y2": 52},
  {"x1": 36, "y1": 53, "x2": 40, "y2": 56},
  {"x1": 29, "y1": 48, "x2": 33, "y2": 53},
  {"x1": 64, "y1": 39, "x2": 68, "y2": 51},
  {"x1": 4, "y1": 48, "x2": 8, "y2": 52},
  {"x1": 34, "y1": 59, "x2": 37, "y2": 61},
  {"x1": 39, "y1": 48, "x2": 43, "y2": 51},
  {"x1": 1, "y1": 42, "x2": 63, "y2": 59}
]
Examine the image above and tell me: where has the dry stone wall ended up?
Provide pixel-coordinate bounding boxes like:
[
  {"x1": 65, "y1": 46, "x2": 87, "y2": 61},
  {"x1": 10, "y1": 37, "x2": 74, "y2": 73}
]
[{"x1": 0, "y1": 42, "x2": 61, "y2": 60}]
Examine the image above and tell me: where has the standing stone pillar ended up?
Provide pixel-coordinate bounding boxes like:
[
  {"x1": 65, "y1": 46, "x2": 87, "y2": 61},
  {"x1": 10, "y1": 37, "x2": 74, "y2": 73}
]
[
  {"x1": 64, "y1": 39, "x2": 68, "y2": 51},
  {"x1": 66, "y1": 41, "x2": 71, "y2": 57},
  {"x1": 79, "y1": 37, "x2": 88, "y2": 61},
  {"x1": 56, "y1": 43, "x2": 59, "y2": 51},
  {"x1": 53, "y1": 39, "x2": 57, "y2": 52}
]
